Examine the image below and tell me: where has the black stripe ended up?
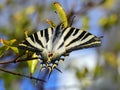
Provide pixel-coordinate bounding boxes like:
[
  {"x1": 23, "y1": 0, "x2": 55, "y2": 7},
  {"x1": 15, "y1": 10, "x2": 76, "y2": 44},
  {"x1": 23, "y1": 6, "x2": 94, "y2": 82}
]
[
  {"x1": 66, "y1": 31, "x2": 86, "y2": 47},
  {"x1": 53, "y1": 26, "x2": 61, "y2": 42},
  {"x1": 29, "y1": 35, "x2": 34, "y2": 42},
  {"x1": 66, "y1": 37, "x2": 101, "y2": 52},
  {"x1": 56, "y1": 24, "x2": 61, "y2": 31},
  {"x1": 40, "y1": 30, "x2": 43, "y2": 37},
  {"x1": 55, "y1": 25, "x2": 61, "y2": 36},
  {"x1": 61, "y1": 27, "x2": 68, "y2": 35},
  {"x1": 44, "y1": 29, "x2": 49, "y2": 42},
  {"x1": 34, "y1": 32, "x2": 44, "y2": 48},
  {"x1": 58, "y1": 42, "x2": 64, "y2": 49},
  {"x1": 23, "y1": 40, "x2": 35, "y2": 48},
  {"x1": 18, "y1": 45, "x2": 42, "y2": 52},
  {"x1": 78, "y1": 31, "x2": 87, "y2": 40},
  {"x1": 81, "y1": 32, "x2": 91, "y2": 41},
  {"x1": 73, "y1": 37, "x2": 101, "y2": 50},
  {"x1": 22, "y1": 40, "x2": 42, "y2": 52},
  {"x1": 64, "y1": 28, "x2": 74, "y2": 41},
  {"x1": 51, "y1": 27, "x2": 54, "y2": 34},
  {"x1": 80, "y1": 37, "x2": 100, "y2": 45},
  {"x1": 73, "y1": 29, "x2": 79, "y2": 36}
]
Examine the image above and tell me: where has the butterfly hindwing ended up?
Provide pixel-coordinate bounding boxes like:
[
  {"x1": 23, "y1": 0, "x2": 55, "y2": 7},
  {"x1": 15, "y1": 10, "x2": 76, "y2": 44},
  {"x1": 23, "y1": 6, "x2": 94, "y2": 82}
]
[{"x1": 61, "y1": 27, "x2": 101, "y2": 53}]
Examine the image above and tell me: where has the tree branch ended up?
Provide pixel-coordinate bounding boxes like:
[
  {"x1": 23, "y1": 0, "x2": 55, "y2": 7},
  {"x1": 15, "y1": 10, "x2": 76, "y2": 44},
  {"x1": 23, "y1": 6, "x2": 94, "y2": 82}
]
[
  {"x1": 0, "y1": 57, "x2": 42, "y2": 64},
  {"x1": 0, "y1": 67, "x2": 46, "y2": 82}
]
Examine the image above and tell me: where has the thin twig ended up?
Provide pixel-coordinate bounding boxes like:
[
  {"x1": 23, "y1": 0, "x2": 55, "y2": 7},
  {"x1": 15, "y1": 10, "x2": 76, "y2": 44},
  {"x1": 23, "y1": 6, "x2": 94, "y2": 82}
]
[
  {"x1": 0, "y1": 67, "x2": 46, "y2": 82},
  {"x1": 0, "y1": 57, "x2": 42, "y2": 64}
]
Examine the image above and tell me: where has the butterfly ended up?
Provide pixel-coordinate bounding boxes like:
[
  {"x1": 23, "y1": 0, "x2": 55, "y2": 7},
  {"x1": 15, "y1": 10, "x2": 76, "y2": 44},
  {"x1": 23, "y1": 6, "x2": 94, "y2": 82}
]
[{"x1": 19, "y1": 24, "x2": 102, "y2": 77}]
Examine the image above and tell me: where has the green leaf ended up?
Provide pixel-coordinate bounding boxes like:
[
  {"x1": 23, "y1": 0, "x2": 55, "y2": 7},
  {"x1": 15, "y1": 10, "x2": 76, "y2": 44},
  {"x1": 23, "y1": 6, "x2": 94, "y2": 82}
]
[
  {"x1": 27, "y1": 53, "x2": 38, "y2": 74},
  {"x1": 3, "y1": 39, "x2": 16, "y2": 46},
  {"x1": 76, "y1": 68, "x2": 88, "y2": 79},
  {"x1": 109, "y1": 14, "x2": 118, "y2": 25},
  {"x1": 82, "y1": 16, "x2": 89, "y2": 30},
  {"x1": 101, "y1": 0, "x2": 115, "y2": 9},
  {"x1": 99, "y1": 17, "x2": 110, "y2": 30},
  {"x1": 103, "y1": 52, "x2": 118, "y2": 67},
  {"x1": 24, "y1": 30, "x2": 29, "y2": 38},
  {"x1": 53, "y1": 2, "x2": 68, "y2": 27},
  {"x1": 0, "y1": 39, "x2": 19, "y2": 55},
  {"x1": 0, "y1": 46, "x2": 9, "y2": 57},
  {"x1": 93, "y1": 65, "x2": 102, "y2": 77},
  {"x1": 10, "y1": 47, "x2": 19, "y2": 54}
]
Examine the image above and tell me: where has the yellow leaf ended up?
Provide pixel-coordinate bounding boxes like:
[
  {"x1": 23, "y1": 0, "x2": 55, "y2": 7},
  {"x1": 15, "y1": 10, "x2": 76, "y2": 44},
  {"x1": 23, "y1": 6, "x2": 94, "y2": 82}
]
[
  {"x1": 1, "y1": 39, "x2": 16, "y2": 46},
  {"x1": 0, "y1": 4, "x2": 3, "y2": 10},
  {"x1": 0, "y1": 46, "x2": 9, "y2": 57},
  {"x1": 82, "y1": 16, "x2": 89, "y2": 30},
  {"x1": 93, "y1": 65, "x2": 102, "y2": 77},
  {"x1": 76, "y1": 68, "x2": 88, "y2": 79},
  {"x1": 109, "y1": 14, "x2": 118, "y2": 25},
  {"x1": 25, "y1": 6, "x2": 36, "y2": 15},
  {"x1": 10, "y1": 47, "x2": 19, "y2": 54},
  {"x1": 101, "y1": 0, "x2": 115, "y2": 9},
  {"x1": 99, "y1": 17, "x2": 108, "y2": 27},
  {"x1": 104, "y1": 52, "x2": 118, "y2": 67},
  {"x1": 24, "y1": 30, "x2": 29, "y2": 38},
  {"x1": 27, "y1": 53, "x2": 38, "y2": 74},
  {"x1": 13, "y1": 11, "x2": 24, "y2": 22},
  {"x1": 46, "y1": 19, "x2": 56, "y2": 27},
  {"x1": 0, "y1": 39, "x2": 18, "y2": 56},
  {"x1": 53, "y1": 2, "x2": 68, "y2": 27}
]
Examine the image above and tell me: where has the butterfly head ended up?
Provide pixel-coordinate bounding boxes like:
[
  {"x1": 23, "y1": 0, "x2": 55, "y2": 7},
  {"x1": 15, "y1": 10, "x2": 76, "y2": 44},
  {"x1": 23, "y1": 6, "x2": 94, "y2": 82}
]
[{"x1": 47, "y1": 52, "x2": 54, "y2": 61}]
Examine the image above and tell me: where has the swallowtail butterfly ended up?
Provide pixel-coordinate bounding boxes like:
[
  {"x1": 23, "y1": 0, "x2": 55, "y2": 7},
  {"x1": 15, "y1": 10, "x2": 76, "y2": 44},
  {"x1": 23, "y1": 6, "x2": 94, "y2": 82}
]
[{"x1": 19, "y1": 24, "x2": 101, "y2": 77}]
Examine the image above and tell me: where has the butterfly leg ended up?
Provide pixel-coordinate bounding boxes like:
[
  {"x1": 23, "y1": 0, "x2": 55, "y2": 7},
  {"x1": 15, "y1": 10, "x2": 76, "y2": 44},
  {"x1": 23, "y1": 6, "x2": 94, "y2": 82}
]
[
  {"x1": 40, "y1": 63, "x2": 48, "y2": 72},
  {"x1": 46, "y1": 58, "x2": 63, "y2": 78},
  {"x1": 48, "y1": 57, "x2": 65, "y2": 77},
  {"x1": 40, "y1": 57, "x2": 65, "y2": 79}
]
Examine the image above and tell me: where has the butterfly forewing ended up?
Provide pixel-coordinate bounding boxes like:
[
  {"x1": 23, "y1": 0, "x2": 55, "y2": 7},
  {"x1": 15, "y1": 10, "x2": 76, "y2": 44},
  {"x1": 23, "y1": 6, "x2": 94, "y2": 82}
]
[{"x1": 19, "y1": 27, "x2": 55, "y2": 52}]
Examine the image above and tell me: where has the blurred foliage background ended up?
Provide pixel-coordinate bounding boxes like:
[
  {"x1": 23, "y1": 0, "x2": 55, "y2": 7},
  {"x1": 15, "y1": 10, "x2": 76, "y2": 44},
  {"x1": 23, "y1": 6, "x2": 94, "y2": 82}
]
[{"x1": 0, "y1": 0, "x2": 120, "y2": 90}]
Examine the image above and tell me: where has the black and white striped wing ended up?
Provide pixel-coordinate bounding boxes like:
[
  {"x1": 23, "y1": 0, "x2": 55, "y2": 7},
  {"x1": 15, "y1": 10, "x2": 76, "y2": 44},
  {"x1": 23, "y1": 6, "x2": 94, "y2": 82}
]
[
  {"x1": 61, "y1": 27, "x2": 101, "y2": 53},
  {"x1": 19, "y1": 26, "x2": 101, "y2": 56},
  {"x1": 19, "y1": 27, "x2": 55, "y2": 53}
]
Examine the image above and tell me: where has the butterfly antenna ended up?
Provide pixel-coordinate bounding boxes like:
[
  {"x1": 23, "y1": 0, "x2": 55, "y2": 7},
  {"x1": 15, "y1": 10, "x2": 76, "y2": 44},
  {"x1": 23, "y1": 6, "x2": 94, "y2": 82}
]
[
  {"x1": 55, "y1": 67, "x2": 62, "y2": 73},
  {"x1": 69, "y1": 16, "x2": 75, "y2": 27},
  {"x1": 99, "y1": 36, "x2": 104, "y2": 39}
]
